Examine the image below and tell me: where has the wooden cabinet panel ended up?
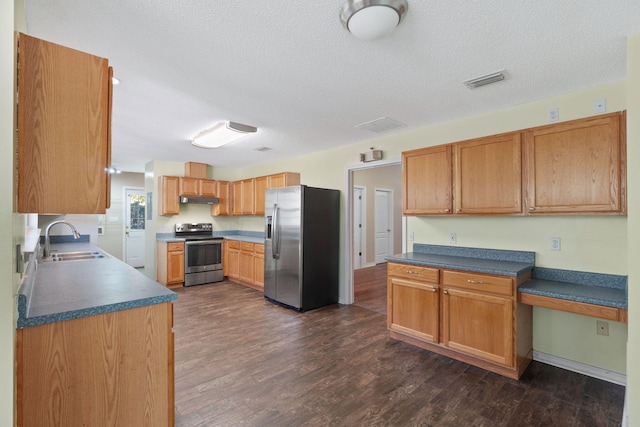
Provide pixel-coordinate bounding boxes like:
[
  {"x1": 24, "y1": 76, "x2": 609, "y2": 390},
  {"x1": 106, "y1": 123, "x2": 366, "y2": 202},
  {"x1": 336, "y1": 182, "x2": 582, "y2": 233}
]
[
  {"x1": 523, "y1": 112, "x2": 624, "y2": 214},
  {"x1": 387, "y1": 263, "x2": 439, "y2": 283},
  {"x1": 442, "y1": 288, "x2": 513, "y2": 367},
  {"x1": 254, "y1": 245, "x2": 265, "y2": 289},
  {"x1": 17, "y1": 33, "x2": 112, "y2": 214},
  {"x1": 255, "y1": 176, "x2": 268, "y2": 216},
  {"x1": 157, "y1": 241, "x2": 184, "y2": 287},
  {"x1": 17, "y1": 303, "x2": 174, "y2": 427},
  {"x1": 239, "y1": 243, "x2": 255, "y2": 285},
  {"x1": 184, "y1": 162, "x2": 207, "y2": 178},
  {"x1": 231, "y1": 181, "x2": 243, "y2": 216},
  {"x1": 212, "y1": 181, "x2": 230, "y2": 216},
  {"x1": 179, "y1": 177, "x2": 199, "y2": 196},
  {"x1": 454, "y1": 132, "x2": 522, "y2": 214},
  {"x1": 241, "y1": 179, "x2": 255, "y2": 215},
  {"x1": 267, "y1": 172, "x2": 300, "y2": 188},
  {"x1": 159, "y1": 176, "x2": 180, "y2": 216},
  {"x1": 226, "y1": 241, "x2": 240, "y2": 280},
  {"x1": 442, "y1": 270, "x2": 513, "y2": 297},
  {"x1": 402, "y1": 145, "x2": 452, "y2": 215},
  {"x1": 388, "y1": 277, "x2": 439, "y2": 343},
  {"x1": 200, "y1": 179, "x2": 217, "y2": 197}
]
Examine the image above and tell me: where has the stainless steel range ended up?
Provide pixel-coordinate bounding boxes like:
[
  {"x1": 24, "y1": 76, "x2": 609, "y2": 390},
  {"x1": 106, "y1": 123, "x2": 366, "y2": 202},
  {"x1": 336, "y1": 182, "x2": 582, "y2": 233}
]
[{"x1": 175, "y1": 223, "x2": 223, "y2": 287}]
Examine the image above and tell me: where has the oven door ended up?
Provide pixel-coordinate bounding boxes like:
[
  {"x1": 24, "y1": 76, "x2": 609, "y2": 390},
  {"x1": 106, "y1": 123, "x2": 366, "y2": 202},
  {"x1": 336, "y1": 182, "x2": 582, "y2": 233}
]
[{"x1": 184, "y1": 240, "x2": 223, "y2": 273}]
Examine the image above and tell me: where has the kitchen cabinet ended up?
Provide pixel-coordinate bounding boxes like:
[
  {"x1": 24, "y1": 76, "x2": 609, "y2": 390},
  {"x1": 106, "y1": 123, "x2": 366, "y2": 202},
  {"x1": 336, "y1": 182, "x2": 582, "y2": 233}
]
[
  {"x1": 241, "y1": 179, "x2": 256, "y2": 215},
  {"x1": 157, "y1": 241, "x2": 185, "y2": 287},
  {"x1": 239, "y1": 242, "x2": 256, "y2": 286},
  {"x1": 387, "y1": 263, "x2": 440, "y2": 343},
  {"x1": 254, "y1": 244, "x2": 265, "y2": 289},
  {"x1": 212, "y1": 180, "x2": 230, "y2": 216},
  {"x1": 402, "y1": 145, "x2": 452, "y2": 215},
  {"x1": 184, "y1": 161, "x2": 208, "y2": 179},
  {"x1": 17, "y1": 33, "x2": 113, "y2": 214},
  {"x1": 226, "y1": 240, "x2": 240, "y2": 281},
  {"x1": 159, "y1": 176, "x2": 180, "y2": 216},
  {"x1": 387, "y1": 262, "x2": 532, "y2": 379},
  {"x1": 255, "y1": 175, "x2": 268, "y2": 216},
  {"x1": 523, "y1": 112, "x2": 626, "y2": 214},
  {"x1": 267, "y1": 172, "x2": 301, "y2": 188},
  {"x1": 179, "y1": 177, "x2": 217, "y2": 197},
  {"x1": 454, "y1": 132, "x2": 522, "y2": 214},
  {"x1": 17, "y1": 303, "x2": 175, "y2": 427}
]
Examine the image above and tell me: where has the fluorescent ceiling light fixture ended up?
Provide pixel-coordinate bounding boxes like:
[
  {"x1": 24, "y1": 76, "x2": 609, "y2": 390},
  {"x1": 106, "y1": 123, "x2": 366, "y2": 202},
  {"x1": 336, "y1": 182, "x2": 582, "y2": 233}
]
[
  {"x1": 191, "y1": 121, "x2": 258, "y2": 148},
  {"x1": 340, "y1": 0, "x2": 408, "y2": 40}
]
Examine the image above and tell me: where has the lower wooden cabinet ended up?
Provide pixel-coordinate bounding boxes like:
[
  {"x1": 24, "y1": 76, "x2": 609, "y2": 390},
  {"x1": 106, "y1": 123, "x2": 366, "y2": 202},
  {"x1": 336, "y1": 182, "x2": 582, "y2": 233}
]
[
  {"x1": 387, "y1": 262, "x2": 533, "y2": 379},
  {"x1": 224, "y1": 240, "x2": 264, "y2": 290},
  {"x1": 17, "y1": 303, "x2": 175, "y2": 427},
  {"x1": 157, "y1": 241, "x2": 184, "y2": 287}
]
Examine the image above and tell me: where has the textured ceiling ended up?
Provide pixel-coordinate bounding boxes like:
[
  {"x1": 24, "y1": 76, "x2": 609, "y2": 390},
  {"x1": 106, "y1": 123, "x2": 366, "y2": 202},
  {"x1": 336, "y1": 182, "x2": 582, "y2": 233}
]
[{"x1": 23, "y1": 0, "x2": 640, "y2": 173}]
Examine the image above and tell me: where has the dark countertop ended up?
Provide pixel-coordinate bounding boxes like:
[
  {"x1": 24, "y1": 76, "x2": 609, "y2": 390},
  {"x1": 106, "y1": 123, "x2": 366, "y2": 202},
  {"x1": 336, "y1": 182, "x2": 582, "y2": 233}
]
[
  {"x1": 386, "y1": 252, "x2": 534, "y2": 276},
  {"x1": 17, "y1": 242, "x2": 177, "y2": 328}
]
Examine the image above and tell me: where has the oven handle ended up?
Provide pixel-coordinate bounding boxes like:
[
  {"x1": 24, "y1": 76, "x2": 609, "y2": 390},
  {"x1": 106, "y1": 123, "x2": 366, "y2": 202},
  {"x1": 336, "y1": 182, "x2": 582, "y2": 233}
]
[{"x1": 184, "y1": 240, "x2": 222, "y2": 246}]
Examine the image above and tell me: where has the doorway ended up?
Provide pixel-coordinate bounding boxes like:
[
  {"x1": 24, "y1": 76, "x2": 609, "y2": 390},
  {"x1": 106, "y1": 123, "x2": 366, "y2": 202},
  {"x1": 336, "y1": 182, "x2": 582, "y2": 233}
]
[
  {"x1": 374, "y1": 188, "x2": 393, "y2": 264},
  {"x1": 124, "y1": 187, "x2": 146, "y2": 268}
]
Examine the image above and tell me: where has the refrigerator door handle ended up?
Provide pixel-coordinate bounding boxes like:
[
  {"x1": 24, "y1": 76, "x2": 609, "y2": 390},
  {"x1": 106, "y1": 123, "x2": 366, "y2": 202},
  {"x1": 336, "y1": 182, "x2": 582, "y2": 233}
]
[{"x1": 272, "y1": 203, "x2": 280, "y2": 259}]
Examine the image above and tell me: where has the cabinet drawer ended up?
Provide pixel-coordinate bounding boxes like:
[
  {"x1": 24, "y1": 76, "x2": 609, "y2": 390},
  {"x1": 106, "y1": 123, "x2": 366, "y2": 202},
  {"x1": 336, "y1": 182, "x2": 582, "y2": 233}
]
[
  {"x1": 254, "y1": 244, "x2": 264, "y2": 254},
  {"x1": 388, "y1": 263, "x2": 439, "y2": 283},
  {"x1": 240, "y1": 242, "x2": 255, "y2": 252},
  {"x1": 167, "y1": 242, "x2": 184, "y2": 252},
  {"x1": 443, "y1": 270, "x2": 513, "y2": 297},
  {"x1": 227, "y1": 240, "x2": 240, "y2": 250}
]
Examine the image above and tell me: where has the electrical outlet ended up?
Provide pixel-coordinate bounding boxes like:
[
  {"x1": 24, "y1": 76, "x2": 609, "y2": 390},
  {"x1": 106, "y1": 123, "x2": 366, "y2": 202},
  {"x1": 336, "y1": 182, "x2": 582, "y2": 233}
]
[
  {"x1": 596, "y1": 320, "x2": 609, "y2": 336},
  {"x1": 548, "y1": 108, "x2": 559, "y2": 122},
  {"x1": 594, "y1": 98, "x2": 606, "y2": 114},
  {"x1": 550, "y1": 237, "x2": 561, "y2": 251},
  {"x1": 409, "y1": 232, "x2": 415, "y2": 241},
  {"x1": 449, "y1": 232, "x2": 457, "y2": 244}
]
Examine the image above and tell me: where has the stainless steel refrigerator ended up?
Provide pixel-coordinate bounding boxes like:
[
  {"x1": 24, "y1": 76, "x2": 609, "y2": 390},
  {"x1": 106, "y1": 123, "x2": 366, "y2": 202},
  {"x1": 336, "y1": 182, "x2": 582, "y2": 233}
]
[{"x1": 264, "y1": 185, "x2": 340, "y2": 311}]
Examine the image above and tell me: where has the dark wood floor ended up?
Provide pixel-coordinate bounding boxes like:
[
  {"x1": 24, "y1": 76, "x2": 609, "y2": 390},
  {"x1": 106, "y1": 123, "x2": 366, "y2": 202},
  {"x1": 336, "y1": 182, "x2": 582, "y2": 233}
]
[
  {"x1": 172, "y1": 282, "x2": 625, "y2": 427},
  {"x1": 353, "y1": 263, "x2": 388, "y2": 315}
]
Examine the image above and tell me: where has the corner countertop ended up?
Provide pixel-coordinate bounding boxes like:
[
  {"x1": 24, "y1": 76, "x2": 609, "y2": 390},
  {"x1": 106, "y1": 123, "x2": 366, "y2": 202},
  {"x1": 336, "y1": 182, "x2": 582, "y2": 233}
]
[
  {"x1": 385, "y1": 244, "x2": 535, "y2": 277},
  {"x1": 17, "y1": 243, "x2": 177, "y2": 328}
]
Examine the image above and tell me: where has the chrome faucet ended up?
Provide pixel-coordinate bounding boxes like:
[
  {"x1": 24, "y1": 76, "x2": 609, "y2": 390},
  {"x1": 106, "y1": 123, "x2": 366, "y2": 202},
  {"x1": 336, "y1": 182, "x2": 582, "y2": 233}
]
[{"x1": 43, "y1": 220, "x2": 81, "y2": 258}]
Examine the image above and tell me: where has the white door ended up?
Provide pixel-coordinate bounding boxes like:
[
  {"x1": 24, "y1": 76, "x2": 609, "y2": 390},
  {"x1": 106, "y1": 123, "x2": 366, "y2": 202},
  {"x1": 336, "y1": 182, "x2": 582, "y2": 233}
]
[
  {"x1": 353, "y1": 187, "x2": 364, "y2": 269},
  {"x1": 374, "y1": 189, "x2": 392, "y2": 264},
  {"x1": 125, "y1": 188, "x2": 146, "y2": 267}
]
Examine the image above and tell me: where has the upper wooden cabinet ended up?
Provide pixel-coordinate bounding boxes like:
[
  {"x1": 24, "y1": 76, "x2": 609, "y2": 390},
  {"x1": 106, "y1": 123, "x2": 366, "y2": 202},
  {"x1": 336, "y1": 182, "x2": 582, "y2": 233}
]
[
  {"x1": 454, "y1": 132, "x2": 522, "y2": 215},
  {"x1": 254, "y1": 176, "x2": 268, "y2": 216},
  {"x1": 403, "y1": 112, "x2": 626, "y2": 217},
  {"x1": 211, "y1": 181, "x2": 230, "y2": 216},
  {"x1": 179, "y1": 177, "x2": 216, "y2": 197},
  {"x1": 403, "y1": 145, "x2": 452, "y2": 215},
  {"x1": 267, "y1": 172, "x2": 300, "y2": 188},
  {"x1": 523, "y1": 112, "x2": 625, "y2": 215},
  {"x1": 159, "y1": 176, "x2": 180, "y2": 216},
  {"x1": 17, "y1": 33, "x2": 113, "y2": 214}
]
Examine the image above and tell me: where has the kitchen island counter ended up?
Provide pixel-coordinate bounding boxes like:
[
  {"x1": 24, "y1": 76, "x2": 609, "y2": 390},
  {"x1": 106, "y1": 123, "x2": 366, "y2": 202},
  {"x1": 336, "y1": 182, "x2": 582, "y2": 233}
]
[{"x1": 17, "y1": 242, "x2": 176, "y2": 328}]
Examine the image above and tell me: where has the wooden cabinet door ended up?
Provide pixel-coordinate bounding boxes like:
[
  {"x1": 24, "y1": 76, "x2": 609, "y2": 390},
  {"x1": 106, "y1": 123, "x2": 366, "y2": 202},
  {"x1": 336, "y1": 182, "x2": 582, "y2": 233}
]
[
  {"x1": 17, "y1": 33, "x2": 111, "y2": 214},
  {"x1": 402, "y1": 145, "x2": 452, "y2": 215},
  {"x1": 159, "y1": 176, "x2": 180, "y2": 216},
  {"x1": 267, "y1": 172, "x2": 300, "y2": 188},
  {"x1": 179, "y1": 177, "x2": 199, "y2": 196},
  {"x1": 523, "y1": 113, "x2": 624, "y2": 214},
  {"x1": 227, "y1": 244, "x2": 240, "y2": 280},
  {"x1": 254, "y1": 176, "x2": 268, "y2": 216},
  {"x1": 454, "y1": 132, "x2": 522, "y2": 214},
  {"x1": 212, "y1": 181, "x2": 230, "y2": 216},
  {"x1": 442, "y1": 288, "x2": 513, "y2": 367},
  {"x1": 388, "y1": 277, "x2": 440, "y2": 343},
  {"x1": 231, "y1": 181, "x2": 243, "y2": 215},
  {"x1": 241, "y1": 179, "x2": 255, "y2": 215},
  {"x1": 199, "y1": 179, "x2": 217, "y2": 197},
  {"x1": 239, "y1": 244, "x2": 255, "y2": 284},
  {"x1": 254, "y1": 245, "x2": 264, "y2": 288},
  {"x1": 167, "y1": 248, "x2": 184, "y2": 284}
]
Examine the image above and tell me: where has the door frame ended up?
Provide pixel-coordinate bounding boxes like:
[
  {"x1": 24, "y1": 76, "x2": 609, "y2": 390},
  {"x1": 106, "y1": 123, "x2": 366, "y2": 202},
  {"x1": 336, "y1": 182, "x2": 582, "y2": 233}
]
[
  {"x1": 374, "y1": 187, "x2": 394, "y2": 264},
  {"x1": 344, "y1": 159, "x2": 404, "y2": 305},
  {"x1": 122, "y1": 186, "x2": 146, "y2": 267},
  {"x1": 353, "y1": 185, "x2": 366, "y2": 270}
]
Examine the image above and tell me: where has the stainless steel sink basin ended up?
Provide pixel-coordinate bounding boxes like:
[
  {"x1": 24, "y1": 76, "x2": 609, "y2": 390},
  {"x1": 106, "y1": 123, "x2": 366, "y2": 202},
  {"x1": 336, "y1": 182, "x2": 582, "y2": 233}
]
[{"x1": 39, "y1": 250, "x2": 107, "y2": 263}]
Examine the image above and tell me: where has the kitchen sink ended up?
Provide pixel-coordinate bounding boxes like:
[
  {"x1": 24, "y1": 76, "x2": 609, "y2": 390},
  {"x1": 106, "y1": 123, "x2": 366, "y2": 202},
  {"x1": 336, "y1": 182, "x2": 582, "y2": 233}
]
[{"x1": 39, "y1": 250, "x2": 107, "y2": 263}]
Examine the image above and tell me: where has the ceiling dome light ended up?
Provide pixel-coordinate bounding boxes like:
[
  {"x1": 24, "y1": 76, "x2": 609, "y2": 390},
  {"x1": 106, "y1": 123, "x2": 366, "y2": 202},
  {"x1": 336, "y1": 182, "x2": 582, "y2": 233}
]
[{"x1": 340, "y1": 0, "x2": 408, "y2": 40}]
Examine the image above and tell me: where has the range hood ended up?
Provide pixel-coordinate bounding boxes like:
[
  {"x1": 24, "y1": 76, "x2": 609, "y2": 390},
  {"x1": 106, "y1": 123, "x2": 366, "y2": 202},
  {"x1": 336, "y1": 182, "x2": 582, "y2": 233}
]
[{"x1": 179, "y1": 196, "x2": 219, "y2": 205}]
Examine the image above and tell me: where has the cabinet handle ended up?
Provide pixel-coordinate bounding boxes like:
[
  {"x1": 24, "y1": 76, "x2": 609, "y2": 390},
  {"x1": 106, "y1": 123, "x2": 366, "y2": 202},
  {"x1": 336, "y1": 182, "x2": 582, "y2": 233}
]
[
  {"x1": 467, "y1": 279, "x2": 484, "y2": 284},
  {"x1": 456, "y1": 209, "x2": 461, "y2": 213},
  {"x1": 529, "y1": 207, "x2": 535, "y2": 211},
  {"x1": 444, "y1": 208, "x2": 450, "y2": 213},
  {"x1": 405, "y1": 270, "x2": 419, "y2": 275}
]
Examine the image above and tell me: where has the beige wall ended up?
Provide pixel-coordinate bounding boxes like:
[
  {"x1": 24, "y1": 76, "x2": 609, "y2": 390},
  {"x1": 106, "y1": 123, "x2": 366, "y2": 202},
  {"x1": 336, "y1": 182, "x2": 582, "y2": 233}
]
[
  {"x1": 97, "y1": 172, "x2": 145, "y2": 260},
  {"x1": 353, "y1": 164, "x2": 402, "y2": 265},
  {"x1": 625, "y1": 32, "x2": 639, "y2": 425}
]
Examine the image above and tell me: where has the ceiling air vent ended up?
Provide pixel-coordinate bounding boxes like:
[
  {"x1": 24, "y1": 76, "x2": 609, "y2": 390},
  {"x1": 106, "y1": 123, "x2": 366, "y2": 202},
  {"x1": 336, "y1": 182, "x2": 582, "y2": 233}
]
[
  {"x1": 253, "y1": 146, "x2": 271, "y2": 152},
  {"x1": 355, "y1": 117, "x2": 406, "y2": 133},
  {"x1": 463, "y1": 70, "x2": 506, "y2": 89}
]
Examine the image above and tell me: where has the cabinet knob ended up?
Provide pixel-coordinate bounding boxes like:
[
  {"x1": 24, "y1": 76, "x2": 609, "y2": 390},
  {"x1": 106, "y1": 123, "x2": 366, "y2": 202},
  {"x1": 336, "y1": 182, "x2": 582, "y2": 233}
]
[
  {"x1": 529, "y1": 207, "x2": 535, "y2": 211},
  {"x1": 456, "y1": 209, "x2": 461, "y2": 213},
  {"x1": 443, "y1": 290, "x2": 448, "y2": 295},
  {"x1": 467, "y1": 279, "x2": 484, "y2": 284},
  {"x1": 444, "y1": 208, "x2": 450, "y2": 213},
  {"x1": 405, "y1": 270, "x2": 418, "y2": 275},
  {"x1": 432, "y1": 288, "x2": 437, "y2": 293}
]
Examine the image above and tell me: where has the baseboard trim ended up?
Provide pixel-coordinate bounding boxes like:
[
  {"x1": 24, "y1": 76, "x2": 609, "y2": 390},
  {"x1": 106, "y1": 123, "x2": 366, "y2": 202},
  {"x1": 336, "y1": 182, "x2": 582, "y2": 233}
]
[{"x1": 533, "y1": 350, "x2": 626, "y2": 386}]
